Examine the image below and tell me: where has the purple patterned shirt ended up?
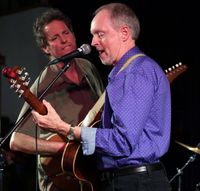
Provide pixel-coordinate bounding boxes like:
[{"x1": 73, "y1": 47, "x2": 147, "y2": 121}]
[{"x1": 81, "y1": 47, "x2": 171, "y2": 170}]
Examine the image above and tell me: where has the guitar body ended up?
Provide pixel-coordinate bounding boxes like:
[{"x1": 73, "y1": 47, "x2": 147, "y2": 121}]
[{"x1": 40, "y1": 134, "x2": 100, "y2": 191}]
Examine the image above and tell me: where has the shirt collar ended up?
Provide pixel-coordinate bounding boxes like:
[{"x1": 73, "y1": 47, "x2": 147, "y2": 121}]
[{"x1": 108, "y1": 46, "x2": 142, "y2": 80}]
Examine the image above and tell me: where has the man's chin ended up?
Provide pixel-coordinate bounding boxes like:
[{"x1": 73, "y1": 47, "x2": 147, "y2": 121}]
[
  {"x1": 101, "y1": 60, "x2": 109, "y2": 66},
  {"x1": 100, "y1": 57, "x2": 113, "y2": 66}
]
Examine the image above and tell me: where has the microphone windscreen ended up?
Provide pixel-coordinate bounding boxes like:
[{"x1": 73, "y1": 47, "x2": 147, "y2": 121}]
[{"x1": 80, "y1": 44, "x2": 91, "y2": 55}]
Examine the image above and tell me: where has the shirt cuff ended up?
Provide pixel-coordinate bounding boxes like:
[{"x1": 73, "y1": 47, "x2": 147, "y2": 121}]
[{"x1": 81, "y1": 127, "x2": 97, "y2": 155}]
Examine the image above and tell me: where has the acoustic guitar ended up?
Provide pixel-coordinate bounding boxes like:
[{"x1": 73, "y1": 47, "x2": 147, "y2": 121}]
[{"x1": 1, "y1": 62, "x2": 188, "y2": 191}]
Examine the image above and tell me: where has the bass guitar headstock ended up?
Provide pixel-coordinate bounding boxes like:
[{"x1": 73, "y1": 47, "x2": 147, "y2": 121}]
[
  {"x1": 165, "y1": 62, "x2": 188, "y2": 83},
  {"x1": 2, "y1": 65, "x2": 47, "y2": 115}
]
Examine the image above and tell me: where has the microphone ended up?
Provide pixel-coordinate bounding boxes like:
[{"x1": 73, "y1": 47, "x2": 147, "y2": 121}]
[{"x1": 48, "y1": 44, "x2": 91, "y2": 65}]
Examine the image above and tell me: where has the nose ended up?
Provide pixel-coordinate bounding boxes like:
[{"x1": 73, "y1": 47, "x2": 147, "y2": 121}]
[
  {"x1": 60, "y1": 35, "x2": 67, "y2": 43},
  {"x1": 91, "y1": 36, "x2": 98, "y2": 47}
]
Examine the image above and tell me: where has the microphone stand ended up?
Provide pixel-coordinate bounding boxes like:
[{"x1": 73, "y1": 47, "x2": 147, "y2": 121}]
[
  {"x1": 169, "y1": 153, "x2": 196, "y2": 191},
  {"x1": 0, "y1": 60, "x2": 71, "y2": 147}
]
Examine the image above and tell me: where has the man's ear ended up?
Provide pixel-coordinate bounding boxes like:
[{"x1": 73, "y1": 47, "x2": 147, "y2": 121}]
[{"x1": 120, "y1": 25, "x2": 131, "y2": 42}]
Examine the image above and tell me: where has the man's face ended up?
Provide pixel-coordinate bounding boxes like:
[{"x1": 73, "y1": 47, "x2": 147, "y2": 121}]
[
  {"x1": 42, "y1": 20, "x2": 77, "y2": 58},
  {"x1": 90, "y1": 10, "x2": 123, "y2": 66}
]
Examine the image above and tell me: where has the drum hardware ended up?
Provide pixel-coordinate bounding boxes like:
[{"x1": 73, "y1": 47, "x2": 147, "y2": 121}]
[
  {"x1": 195, "y1": 182, "x2": 200, "y2": 191},
  {"x1": 169, "y1": 141, "x2": 200, "y2": 191},
  {"x1": 175, "y1": 141, "x2": 200, "y2": 155}
]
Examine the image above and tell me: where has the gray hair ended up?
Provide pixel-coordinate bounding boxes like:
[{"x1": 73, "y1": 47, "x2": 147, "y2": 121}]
[{"x1": 94, "y1": 3, "x2": 140, "y2": 40}]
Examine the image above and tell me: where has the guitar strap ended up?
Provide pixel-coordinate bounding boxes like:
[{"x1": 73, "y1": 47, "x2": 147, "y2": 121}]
[{"x1": 81, "y1": 53, "x2": 145, "y2": 127}]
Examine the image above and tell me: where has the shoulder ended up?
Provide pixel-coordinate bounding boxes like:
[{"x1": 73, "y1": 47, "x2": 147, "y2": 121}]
[
  {"x1": 123, "y1": 55, "x2": 168, "y2": 87},
  {"x1": 75, "y1": 57, "x2": 98, "y2": 72},
  {"x1": 75, "y1": 57, "x2": 93, "y2": 66},
  {"x1": 132, "y1": 55, "x2": 164, "y2": 76}
]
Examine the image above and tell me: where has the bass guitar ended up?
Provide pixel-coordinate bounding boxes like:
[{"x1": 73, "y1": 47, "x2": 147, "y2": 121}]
[{"x1": 1, "y1": 62, "x2": 188, "y2": 191}]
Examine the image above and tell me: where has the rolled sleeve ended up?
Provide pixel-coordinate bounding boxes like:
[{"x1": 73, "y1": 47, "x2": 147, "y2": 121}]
[{"x1": 81, "y1": 127, "x2": 97, "y2": 155}]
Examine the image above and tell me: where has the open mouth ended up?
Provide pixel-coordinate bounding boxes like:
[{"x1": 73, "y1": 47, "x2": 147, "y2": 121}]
[{"x1": 98, "y1": 49, "x2": 105, "y2": 56}]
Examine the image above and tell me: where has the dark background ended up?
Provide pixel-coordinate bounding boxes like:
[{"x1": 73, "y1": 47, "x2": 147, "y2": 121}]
[{"x1": 1, "y1": 0, "x2": 200, "y2": 191}]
